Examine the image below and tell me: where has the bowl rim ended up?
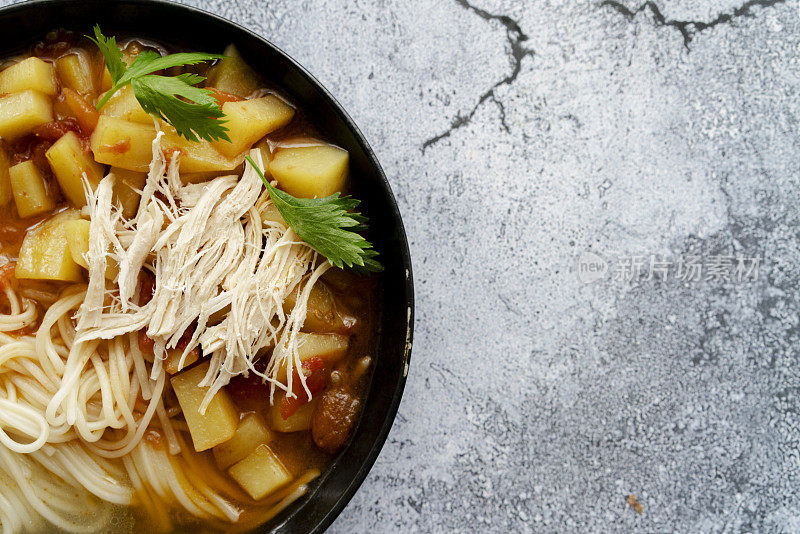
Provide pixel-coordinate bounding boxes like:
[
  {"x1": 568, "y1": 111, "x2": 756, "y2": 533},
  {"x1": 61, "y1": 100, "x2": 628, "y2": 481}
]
[{"x1": 0, "y1": 0, "x2": 415, "y2": 532}]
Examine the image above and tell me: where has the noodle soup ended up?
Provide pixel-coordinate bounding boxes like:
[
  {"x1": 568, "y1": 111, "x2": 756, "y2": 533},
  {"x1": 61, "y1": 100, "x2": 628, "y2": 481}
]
[{"x1": 0, "y1": 29, "x2": 377, "y2": 533}]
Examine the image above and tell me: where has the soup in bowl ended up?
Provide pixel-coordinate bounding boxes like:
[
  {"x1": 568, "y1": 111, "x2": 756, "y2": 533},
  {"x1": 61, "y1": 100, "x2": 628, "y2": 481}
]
[{"x1": 0, "y1": 11, "x2": 409, "y2": 533}]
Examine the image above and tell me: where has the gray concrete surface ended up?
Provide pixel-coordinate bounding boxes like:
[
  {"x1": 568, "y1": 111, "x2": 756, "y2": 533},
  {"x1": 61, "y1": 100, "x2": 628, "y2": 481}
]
[{"x1": 4, "y1": 0, "x2": 800, "y2": 531}]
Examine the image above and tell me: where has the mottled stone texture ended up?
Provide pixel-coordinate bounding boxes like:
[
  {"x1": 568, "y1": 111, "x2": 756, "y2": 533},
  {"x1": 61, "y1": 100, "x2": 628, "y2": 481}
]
[{"x1": 4, "y1": 0, "x2": 800, "y2": 531}]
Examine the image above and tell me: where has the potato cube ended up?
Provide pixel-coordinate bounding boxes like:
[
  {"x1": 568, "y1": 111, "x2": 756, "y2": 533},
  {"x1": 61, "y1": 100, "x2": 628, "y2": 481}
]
[
  {"x1": 100, "y1": 85, "x2": 151, "y2": 124},
  {"x1": 213, "y1": 413, "x2": 274, "y2": 469},
  {"x1": 46, "y1": 132, "x2": 106, "y2": 207},
  {"x1": 8, "y1": 160, "x2": 55, "y2": 218},
  {"x1": 269, "y1": 144, "x2": 348, "y2": 198},
  {"x1": 228, "y1": 444, "x2": 291, "y2": 500},
  {"x1": 62, "y1": 218, "x2": 119, "y2": 280},
  {"x1": 0, "y1": 149, "x2": 11, "y2": 207},
  {"x1": 109, "y1": 167, "x2": 146, "y2": 218},
  {"x1": 269, "y1": 396, "x2": 318, "y2": 433},
  {"x1": 253, "y1": 142, "x2": 274, "y2": 178},
  {"x1": 161, "y1": 126, "x2": 242, "y2": 173},
  {"x1": 259, "y1": 202, "x2": 285, "y2": 226},
  {"x1": 91, "y1": 116, "x2": 242, "y2": 173},
  {"x1": 163, "y1": 348, "x2": 199, "y2": 375},
  {"x1": 0, "y1": 90, "x2": 53, "y2": 141},
  {"x1": 62, "y1": 218, "x2": 90, "y2": 268},
  {"x1": 275, "y1": 333, "x2": 349, "y2": 383},
  {"x1": 0, "y1": 57, "x2": 57, "y2": 96},
  {"x1": 171, "y1": 361, "x2": 239, "y2": 452},
  {"x1": 55, "y1": 53, "x2": 95, "y2": 96},
  {"x1": 211, "y1": 96, "x2": 294, "y2": 158},
  {"x1": 100, "y1": 67, "x2": 112, "y2": 92},
  {"x1": 206, "y1": 44, "x2": 261, "y2": 98},
  {"x1": 16, "y1": 210, "x2": 83, "y2": 282},
  {"x1": 91, "y1": 116, "x2": 157, "y2": 172}
]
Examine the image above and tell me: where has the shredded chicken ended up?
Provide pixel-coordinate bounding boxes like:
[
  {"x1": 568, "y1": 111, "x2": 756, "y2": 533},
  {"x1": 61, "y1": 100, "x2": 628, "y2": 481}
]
[{"x1": 76, "y1": 131, "x2": 327, "y2": 411}]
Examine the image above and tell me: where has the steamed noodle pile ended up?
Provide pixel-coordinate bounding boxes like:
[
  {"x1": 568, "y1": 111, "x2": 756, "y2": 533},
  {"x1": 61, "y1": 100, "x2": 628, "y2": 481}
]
[{"x1": 0, "y1": 132, "x2": 323, "y2": 533}]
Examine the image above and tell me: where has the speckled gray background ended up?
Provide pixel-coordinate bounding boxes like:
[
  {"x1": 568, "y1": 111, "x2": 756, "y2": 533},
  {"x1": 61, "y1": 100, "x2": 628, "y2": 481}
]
[{"x1": 4, "y1": 0, "x2": 800, "y2": 531}]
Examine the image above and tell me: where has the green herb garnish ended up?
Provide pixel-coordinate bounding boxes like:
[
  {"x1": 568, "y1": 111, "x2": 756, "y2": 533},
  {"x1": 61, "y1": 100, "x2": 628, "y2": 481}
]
[
  {"x1": 89, "y1": 25, "x2": 230, "y2": 142},
  {"x1": 246, "y1": 156, "x2": 382, "y2": 272}
]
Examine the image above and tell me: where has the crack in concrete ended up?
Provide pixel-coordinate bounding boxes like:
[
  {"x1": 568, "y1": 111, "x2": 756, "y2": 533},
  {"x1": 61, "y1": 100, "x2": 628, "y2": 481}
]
[
  {"x1": 601, "y1": 0, "x2": 787, "y2": 49},
  {"x1": 421, "y1": 0, "x2": 534, "y2": 152}
]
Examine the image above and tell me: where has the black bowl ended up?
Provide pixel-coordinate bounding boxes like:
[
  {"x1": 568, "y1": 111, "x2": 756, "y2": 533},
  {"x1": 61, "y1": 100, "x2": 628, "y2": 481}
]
[{"x1": 0, "y1": 1, "x2": 414, "y2": 532}]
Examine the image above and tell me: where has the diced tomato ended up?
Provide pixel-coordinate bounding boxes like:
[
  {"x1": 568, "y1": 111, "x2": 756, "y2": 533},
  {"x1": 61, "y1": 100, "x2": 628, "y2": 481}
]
[
  {"x1": 62, "y1": 88, "x2": 100, "y2": 133},
  {"x1": 208, "y1": 88, "x2": 243, "y2": 106},
  {"x1": 280, "y1": 357, "x2": 329, "y2": 419},
  {"x1": 280, "y1": 394, "x2": 305, "y2": 420},
  {"x1": 228, "y1": 372, "x2": 271, "y2": 413},
  {"x1": 305, "y1": 368, "x2": 328, "y2": 395},
  {"x1": 138, "y1": 329, "x2": 155, "y2": 353},
  {"x1": 33, "y1": 118, "x2": 82, "y2": 142}
]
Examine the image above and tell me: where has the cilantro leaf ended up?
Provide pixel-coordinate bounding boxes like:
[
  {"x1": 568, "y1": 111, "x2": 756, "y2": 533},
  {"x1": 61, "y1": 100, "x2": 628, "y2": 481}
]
[
  {"x1": 90, "y1": 25, "x2": 229, "y2": 142},
  {"x1": 122, "y1": 50, "x2": 224, "y2": 83},
  {"x1": 88, "y1": 26, "x2": 126, "y2": 82},
  {"x1": 246, "y1": 156, "x2": 383, "y2": 272},
  {"x1": 132, "y1": 75, "x2": 229, "y2": 142}
]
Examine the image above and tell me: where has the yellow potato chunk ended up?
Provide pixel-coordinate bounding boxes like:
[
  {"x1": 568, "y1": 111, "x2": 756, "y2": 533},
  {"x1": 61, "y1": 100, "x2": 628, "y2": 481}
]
[
  {"x1": 109, "y1": 167, "x2": 146, "y2": 218},
  {"x1": 91, "y1": 117, "x2": 242, "y2": 174},
  {"x1": 0, "y1": 90, "x2": 53, "y2": 141},
  {"x1": 269, "y1": 396, "x2": 318, "y2": 433},
  {"x1": 62, "y1": 218, "x2": 90, "y2": 268},
  {"x1": 62, "y1": 218, "x2": 119, "y2": 280},
  {"x1": 0, "y1": 57, "x2": 57, "y2": 96},
  {"x1": 161, "y1": 126, "x2": 242, "y2": 173},
  {"x1": 55, "y1": 53, "x2": 95, "y2": 96},
  {"x1": 259, "y1": 202, "x2": 285, "y2": 226},
  {"x1": 0, "y1": 149, "x2": 11, "y2": 207},
  {"x1": 211, "y1": 96, "x2": 294, "y2": 158},
  {"x1": 171, "y1": 361, "x2": 239, "y2": 452},
  {"x1": 206, "y1": 44, "x2": 261, "y2": 98},
  {"x1": 228, "y1": 444, "x2": 291, "y2": 500},
  {"x1": 163, "y1": 348, "x2": 199, "y2": 375},
  {"x1": 16, "y1": 210, "x2": 82, "y2": 282},
  {"x1": 100, "y1": 86, "x2": 151, "y2": 124},
  {"x1": 46, "y1": 132, "x2": 106, "y2": 207},
  {"x1": 275, "y1": 333, "x2": 349, "y2": 383},
  {"x1": 100, "y1": 67, "x2": 112, "y2": 92},
  {"x1": 269, "y1": 144, "x2": 348, "y2": 198},
  {"x1": 8, "y1": 160, "x2": 55, "y2": 218},
  {"x1": 91, "y1": 116, "x2": 157, "y2": 172},
  {"x1": 213, "y1": 413, "x2": 274, "y2": 469}
]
